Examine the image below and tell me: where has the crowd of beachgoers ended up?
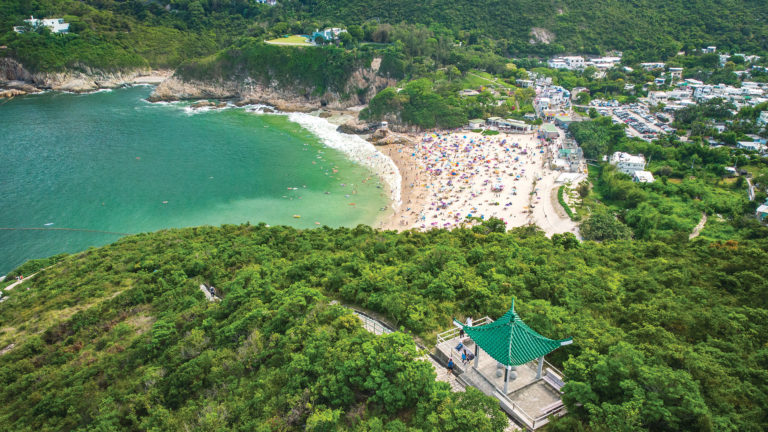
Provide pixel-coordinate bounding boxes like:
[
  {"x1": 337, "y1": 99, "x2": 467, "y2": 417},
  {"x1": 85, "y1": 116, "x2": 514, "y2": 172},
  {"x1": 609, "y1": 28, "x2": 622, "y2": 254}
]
[{"x1": 378, "y1": 130, "x2": 579, "y2": 237}]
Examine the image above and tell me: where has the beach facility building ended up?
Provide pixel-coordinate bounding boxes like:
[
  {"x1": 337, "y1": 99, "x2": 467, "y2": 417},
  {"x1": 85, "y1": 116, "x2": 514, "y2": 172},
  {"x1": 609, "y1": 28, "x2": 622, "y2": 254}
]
[
  {"x1": 486, "y1": 117, "x2": 532, "y2": 133},
  {"x1": 468, "y1": 119, "x2": 485, "y2": 129},
  {"x1": 554, "y1": 115, "x2": 578, "y2": 130},
  {"x1": 14, "y1": 16, "x2": 69, "y2": 34},
  {"x1": 610, "y1": 152, "x2": 646, "y2": 175},
  {"x1": 538, "y1": 123, "x2": 559, "y2": 140},
  {"x1": 435, "y1": 300, "x2": 573, "y2": 430}
]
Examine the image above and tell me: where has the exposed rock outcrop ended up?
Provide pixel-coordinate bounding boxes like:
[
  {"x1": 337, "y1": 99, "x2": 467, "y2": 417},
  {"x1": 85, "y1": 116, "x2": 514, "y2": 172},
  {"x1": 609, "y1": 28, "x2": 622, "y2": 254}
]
[
  {"x1": 148, "y1": 58, "x2": 395, "y2": 112},
  {"x1": 0, "y1": 58, "x2": 172, "y2": 96},
  {"x1": 336, "y1": 121, "x2": 376, "y2": 134},
  {"x1": 367, "y1": 129, "x2": 415, "y2": 146}
]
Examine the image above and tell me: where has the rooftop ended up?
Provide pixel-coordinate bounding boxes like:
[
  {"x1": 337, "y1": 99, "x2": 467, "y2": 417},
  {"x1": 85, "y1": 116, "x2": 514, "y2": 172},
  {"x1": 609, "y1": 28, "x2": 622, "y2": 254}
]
[{"x1": 436, "y1": 314, "x2": 570, "y2": 430}]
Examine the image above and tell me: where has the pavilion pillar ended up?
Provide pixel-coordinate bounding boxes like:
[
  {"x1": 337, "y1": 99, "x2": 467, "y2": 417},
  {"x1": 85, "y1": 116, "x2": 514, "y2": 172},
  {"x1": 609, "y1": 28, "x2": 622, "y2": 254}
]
[
  {"x1": 474, "y1": 343, "x2": 479, "y2": 368},
  {"x1": 536, "y1": 356, "x2": 544, "y2": 379},
  {"x1": 503, "y1": 365, "x2": 510, "y2": 394}
]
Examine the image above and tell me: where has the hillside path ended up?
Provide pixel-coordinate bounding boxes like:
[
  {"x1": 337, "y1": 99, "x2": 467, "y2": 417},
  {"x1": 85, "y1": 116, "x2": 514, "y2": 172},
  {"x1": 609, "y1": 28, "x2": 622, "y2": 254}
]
[
  {"x1": 689, "y1": 213, "x2": 708, "y2": 239},
  {"x1": 3, "y1": 272, "x2": 39, "y2": 291}
]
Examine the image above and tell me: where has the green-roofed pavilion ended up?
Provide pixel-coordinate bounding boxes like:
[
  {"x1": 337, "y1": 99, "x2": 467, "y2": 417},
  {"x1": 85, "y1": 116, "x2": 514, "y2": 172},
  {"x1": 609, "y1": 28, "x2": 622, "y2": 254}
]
[{"x1": 454, "y1": 299, "x2": 572, "y2": 393}]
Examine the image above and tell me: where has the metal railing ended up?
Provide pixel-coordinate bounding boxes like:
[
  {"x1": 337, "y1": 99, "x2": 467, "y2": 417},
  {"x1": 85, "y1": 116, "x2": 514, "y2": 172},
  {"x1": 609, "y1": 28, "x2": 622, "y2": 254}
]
[
  {"x1": 355, "y1": 311, "x2": 393, "y2": 335},
  {"x1": 436, "y1": 316, "x2": 493, "y2": 345},
  {"x1": 435, "y1": 316, "x2": 569, "y2": 430}
]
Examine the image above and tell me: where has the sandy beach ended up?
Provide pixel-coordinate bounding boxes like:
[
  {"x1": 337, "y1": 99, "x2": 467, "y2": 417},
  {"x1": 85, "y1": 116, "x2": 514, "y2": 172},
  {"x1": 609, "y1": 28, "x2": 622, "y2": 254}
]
[{"x1": 377, "y1": 130, "x2": 579, "y2": 237}]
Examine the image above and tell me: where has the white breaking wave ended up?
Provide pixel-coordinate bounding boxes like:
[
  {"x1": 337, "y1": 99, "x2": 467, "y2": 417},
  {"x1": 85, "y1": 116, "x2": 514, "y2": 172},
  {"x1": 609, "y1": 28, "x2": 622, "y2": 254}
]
[
  {"x1": 147, "y1": 97, "x2": 402, "y2": 209},
  {"x1": 286, "y1": 112, "x2": 402, "y2": 209},
  {"x1": 72, "y1": 88, "x2": 113, "y2": 95}
]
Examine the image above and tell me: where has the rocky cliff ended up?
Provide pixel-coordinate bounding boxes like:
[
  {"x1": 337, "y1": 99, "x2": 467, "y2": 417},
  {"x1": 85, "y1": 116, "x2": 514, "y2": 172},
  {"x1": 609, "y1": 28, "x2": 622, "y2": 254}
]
[
  {"x1": 0, "y1": 58, "x2": 171, "y2": 95},
  {"x1": 148, "y1": 58, "x2": 395, "y2": 112}
]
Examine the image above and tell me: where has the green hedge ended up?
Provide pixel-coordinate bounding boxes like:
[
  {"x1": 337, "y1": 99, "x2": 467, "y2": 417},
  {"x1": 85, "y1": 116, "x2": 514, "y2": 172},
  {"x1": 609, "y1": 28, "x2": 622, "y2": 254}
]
[{"x1": 558, "y1": 185, "x2": 577, "y2": 220}]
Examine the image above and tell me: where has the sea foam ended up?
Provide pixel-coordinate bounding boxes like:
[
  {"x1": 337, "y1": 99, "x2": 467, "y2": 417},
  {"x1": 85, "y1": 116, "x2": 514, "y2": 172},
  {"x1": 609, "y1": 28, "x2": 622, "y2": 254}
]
[{"x1": 286, "y1": 112, "x2": 402, "y2": 209}]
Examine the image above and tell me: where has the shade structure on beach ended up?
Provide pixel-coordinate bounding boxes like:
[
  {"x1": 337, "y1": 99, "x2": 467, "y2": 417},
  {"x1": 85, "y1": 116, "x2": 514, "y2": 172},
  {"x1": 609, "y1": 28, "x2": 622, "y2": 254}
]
[{"x1": 453, "y1": 299, "x2": 572, "y2": 367}]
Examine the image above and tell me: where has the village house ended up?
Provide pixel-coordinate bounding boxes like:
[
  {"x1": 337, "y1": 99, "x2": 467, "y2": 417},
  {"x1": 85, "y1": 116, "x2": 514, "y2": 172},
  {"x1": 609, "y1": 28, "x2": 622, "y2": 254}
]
[
  {"x1": 759, "y1": 111, "x2": 768, "y2": 127},
  {"x1": 640, "y1": 62, "x2": 665, "y2": 71},
  {"x1": 459, "y1": 89, "x2": 480, "y2": 97},
  {"x1": 14, "y1": 16, "x2": 69, "y2": 34},
  {"x1": 547, "y1": 56, "x2": 585, "y2": 70},
  {"x1": 515, "y1": 79, "x2": 534, "y2": 88},
  {"x1": 756, "y1": 200, "x2": 768, "y2": 223},
  {"x1": 667, "y1": 67, "x2": 684, "y2": 81},
  {"x1": 587, "y1": 56, "x2": 622, "y2": 70},
  {"x1": 737, "y1": 141, "x2": 765, "y2": 152},
  {"x1": 610, "y1": 152, "x2": 646, "y2": 175},
  {"x1": 633, "y1": 170, "x2": 655, "y2": 183},
  {"x1": 311, "y1": 28, "x2": 347, "y2": 42},
  {"x1": 570, "y1": 87, "x2": 589, "y2": 101}
]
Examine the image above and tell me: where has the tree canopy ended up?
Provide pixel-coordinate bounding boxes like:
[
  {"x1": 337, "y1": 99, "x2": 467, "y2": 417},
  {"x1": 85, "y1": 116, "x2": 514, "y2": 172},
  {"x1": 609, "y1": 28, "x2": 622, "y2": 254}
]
[{"x1": 1, "y1": 223, "x2": 767, "y2": 430}]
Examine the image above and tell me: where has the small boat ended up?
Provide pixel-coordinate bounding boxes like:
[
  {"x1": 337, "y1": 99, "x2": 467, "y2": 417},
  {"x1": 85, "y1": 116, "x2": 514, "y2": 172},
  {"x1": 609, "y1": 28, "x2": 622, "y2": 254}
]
[
  {"x1": 44, "y1": 222, "x2": 54, "y2": 226},
  {"x1": 293, "y1": 215, "x2": 301, "y2": 218}
]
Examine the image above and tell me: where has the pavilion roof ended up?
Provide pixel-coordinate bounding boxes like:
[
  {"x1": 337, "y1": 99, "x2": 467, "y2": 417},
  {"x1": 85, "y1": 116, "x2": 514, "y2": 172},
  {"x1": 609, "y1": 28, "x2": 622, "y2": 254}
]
[{"x1": 453, "y1": 300, "x2": 572, "y2": 366}]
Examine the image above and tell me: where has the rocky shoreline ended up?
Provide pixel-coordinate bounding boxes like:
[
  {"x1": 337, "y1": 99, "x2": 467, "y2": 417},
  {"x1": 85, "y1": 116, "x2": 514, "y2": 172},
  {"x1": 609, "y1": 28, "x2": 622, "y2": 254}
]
[
  {"x1": 0, "y1": 58, "x2": 172, "y2": 96},
  {"x1": 0, "y1": 57, "x2": 413, "y2": 138}
]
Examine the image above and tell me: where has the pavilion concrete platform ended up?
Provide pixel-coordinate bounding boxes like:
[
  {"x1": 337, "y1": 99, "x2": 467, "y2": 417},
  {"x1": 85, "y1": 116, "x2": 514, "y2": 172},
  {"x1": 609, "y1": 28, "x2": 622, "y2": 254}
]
[{"x1": 435, "y1": 318, "x2": 567, "y2": 430}]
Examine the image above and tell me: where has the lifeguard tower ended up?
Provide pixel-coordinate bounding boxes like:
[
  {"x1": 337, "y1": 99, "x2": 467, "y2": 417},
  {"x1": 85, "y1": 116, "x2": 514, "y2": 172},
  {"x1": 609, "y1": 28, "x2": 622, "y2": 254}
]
[{"x1": 435, "y1": 300, "x2": 572, "y2": 430}]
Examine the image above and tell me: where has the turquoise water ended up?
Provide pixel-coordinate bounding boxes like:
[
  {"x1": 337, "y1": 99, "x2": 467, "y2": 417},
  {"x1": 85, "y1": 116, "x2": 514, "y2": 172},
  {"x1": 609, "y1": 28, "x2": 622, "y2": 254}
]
[{"x1": 0, "y1": 87, "x2": 389, "y2": 273}]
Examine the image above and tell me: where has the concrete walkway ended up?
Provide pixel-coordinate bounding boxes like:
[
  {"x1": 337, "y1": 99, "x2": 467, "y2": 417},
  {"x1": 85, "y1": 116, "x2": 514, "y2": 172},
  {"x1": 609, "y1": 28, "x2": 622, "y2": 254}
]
[
  {"x1": 689, "y1": 213, "x2": 707, "y2": 239},
  {"x1": 3, "y1": 272, "x2": 38, "y2": 291},
  {"x1": 339, "y1": 301, "x2": 521, "y2": 430},
  {"x1": 199, "y1": 284, "x2": 220, "y2": 302}
]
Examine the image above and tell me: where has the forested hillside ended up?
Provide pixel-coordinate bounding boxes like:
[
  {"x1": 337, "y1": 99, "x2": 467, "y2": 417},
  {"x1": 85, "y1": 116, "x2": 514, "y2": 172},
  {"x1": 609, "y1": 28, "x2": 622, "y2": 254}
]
[
  {"x1": 1, "y1": 223, "x2": 767, "y2": 431},
  {"x1": 175, "y1": 40, "x2": 373, "y2": 97},
  {"x1": 301, "y1": 0, "x2": 768, "y2": 58},
  {"x1": 1, "y1": 0, "x2": 767, "y2": 72}
]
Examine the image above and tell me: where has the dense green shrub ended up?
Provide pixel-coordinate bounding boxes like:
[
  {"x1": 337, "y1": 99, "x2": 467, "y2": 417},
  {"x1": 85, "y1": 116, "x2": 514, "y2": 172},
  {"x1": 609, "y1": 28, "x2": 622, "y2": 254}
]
[{"x1": 1, "y1": 224, "x2": 767, "y2": 430}]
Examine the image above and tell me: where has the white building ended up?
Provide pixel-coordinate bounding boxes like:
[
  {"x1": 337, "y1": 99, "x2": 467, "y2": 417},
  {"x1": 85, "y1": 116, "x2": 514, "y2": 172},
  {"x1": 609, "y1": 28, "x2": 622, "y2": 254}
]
[
  {"x1": 757, "y1": 203, "x2": 768, "y2": 222},
  {"x1": 548, "y1": 56, "x2": 585, "y2": 70},
  {"x1": 737, "y1": 141, "x2": 764, "y2": 152},
  {"x1": 640, "y1": 62, "x2": 665, "y2": 71},
  {"x1": 468, "y1": 119, "x2": 485, "y2": 129},
  {"x1": 610, "y1": 152, "x2": 646, "y2": 175},
  {"x1": 758, "y1": 111, "x2": 768, "y2": 126},
  {"x1": 667, "y1": 67, "x2": 684, "y2": 81},
  {"x1": 588, "y1": 56, "x2": 622, "y2": 70},
  {"x1": 14, "y1": 16, "x2": 69, "y2": 34},
  {"x1": 633, "y1": 171, "x2": 655, "y2": 183}
]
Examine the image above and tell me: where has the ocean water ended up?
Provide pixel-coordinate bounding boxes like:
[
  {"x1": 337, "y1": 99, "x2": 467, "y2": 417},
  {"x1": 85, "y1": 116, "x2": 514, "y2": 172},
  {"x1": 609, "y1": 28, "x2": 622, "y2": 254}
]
[{"x1": 0, "y1": 86, "x2": 392, "y2": 274}]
